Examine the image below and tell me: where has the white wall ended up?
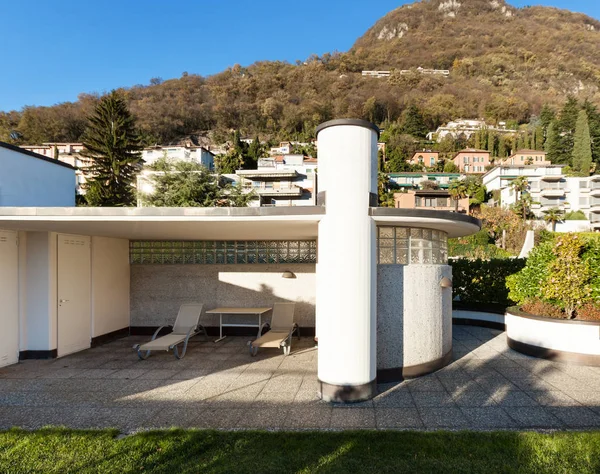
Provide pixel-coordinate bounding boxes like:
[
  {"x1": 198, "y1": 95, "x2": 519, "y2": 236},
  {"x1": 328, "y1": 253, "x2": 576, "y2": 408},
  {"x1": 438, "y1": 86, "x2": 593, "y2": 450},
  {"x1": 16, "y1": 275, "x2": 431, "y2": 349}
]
[
  {"x1": 0, "y1": 147, "x2": 75, "y2": 206},
  {"x1": 550, "y1": 220, "x2": 592, "y2": 232},
  {"x1": 91, "y1": 237, "x2": 130, "y2": 337}
]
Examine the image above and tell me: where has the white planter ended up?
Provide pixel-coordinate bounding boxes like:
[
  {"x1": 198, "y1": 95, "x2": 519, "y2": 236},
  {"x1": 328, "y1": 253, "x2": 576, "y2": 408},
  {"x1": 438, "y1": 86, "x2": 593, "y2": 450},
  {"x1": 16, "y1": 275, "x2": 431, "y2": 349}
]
[{"x1": 506, "y1": 307, "x2": 600, "y2": 366}]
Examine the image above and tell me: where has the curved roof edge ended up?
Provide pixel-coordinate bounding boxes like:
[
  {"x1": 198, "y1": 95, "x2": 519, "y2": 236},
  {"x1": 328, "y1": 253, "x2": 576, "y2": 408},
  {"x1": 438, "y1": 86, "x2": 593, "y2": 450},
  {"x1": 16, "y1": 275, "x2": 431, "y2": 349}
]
[
  {"x1": 369, "y1": 208, "x2": 481, "y2": 238},
  {"x1": 316, "y1": 119, "x2": 380, "y2": 138}
]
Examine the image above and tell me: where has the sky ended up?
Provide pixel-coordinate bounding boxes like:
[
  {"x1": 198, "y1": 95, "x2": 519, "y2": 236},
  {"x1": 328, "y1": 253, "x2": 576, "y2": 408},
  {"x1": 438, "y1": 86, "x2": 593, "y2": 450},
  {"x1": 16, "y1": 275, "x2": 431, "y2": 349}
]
[{"x1": 0, "y1": 0, "x2": 599, "y2": 112}]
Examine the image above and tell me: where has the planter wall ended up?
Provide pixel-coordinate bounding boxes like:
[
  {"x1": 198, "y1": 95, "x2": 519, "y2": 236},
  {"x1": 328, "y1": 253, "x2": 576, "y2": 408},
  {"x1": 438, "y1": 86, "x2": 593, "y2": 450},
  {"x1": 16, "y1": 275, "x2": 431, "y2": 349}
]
[{"x1": 506, "y1": 307, "x2": 600, "y2": 366}]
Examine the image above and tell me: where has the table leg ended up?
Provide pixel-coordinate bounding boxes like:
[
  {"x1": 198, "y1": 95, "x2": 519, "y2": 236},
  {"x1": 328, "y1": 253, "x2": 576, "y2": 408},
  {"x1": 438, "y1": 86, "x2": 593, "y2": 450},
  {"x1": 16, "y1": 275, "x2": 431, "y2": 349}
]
[
  {"x1": 257, "y1": 313, "x2": 262, "y2": 339},
  {"x1": 215, "y1": 313, "x2": 227, "y2": 343}
]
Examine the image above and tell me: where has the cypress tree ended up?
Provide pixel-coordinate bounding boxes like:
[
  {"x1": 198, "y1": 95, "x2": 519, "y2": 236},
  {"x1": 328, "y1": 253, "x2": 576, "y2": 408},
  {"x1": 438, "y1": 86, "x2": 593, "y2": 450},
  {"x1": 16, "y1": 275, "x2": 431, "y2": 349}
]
[
  {"x1": 572, "y1": 109, "x2": 592, "y2": 175},
  {"x1": 534, "y1": 126, "x2": 544, "y2": 150},
  {"x1": 81, "y1": 91, "x2": 142, "y2": 206},
  {"x1": 556, "y1": 96, "x2": 579, "y2": 163},
  {"x1": 498, "y1": 134, "x2": 507, "y2": 158},
  {"x1": 539, "y1": 104, "x2": 556, "y2": 130},
  {"x1": 582, "y1": 99, "x2": 600, "y2": 164},
  {"x1": 544, "y1": 122, "x2": 560, "y2": 163},
  {"x1": 487, "y1": 132, "x2": 495, "y2": 156}
]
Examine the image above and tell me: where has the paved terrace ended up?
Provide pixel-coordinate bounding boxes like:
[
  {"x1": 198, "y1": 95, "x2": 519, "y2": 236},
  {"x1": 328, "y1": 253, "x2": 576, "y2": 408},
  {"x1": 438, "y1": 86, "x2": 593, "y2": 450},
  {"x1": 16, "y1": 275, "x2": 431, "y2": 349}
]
[{"x1": 1, "y1": 326, "x2": 599, "y2": 432}]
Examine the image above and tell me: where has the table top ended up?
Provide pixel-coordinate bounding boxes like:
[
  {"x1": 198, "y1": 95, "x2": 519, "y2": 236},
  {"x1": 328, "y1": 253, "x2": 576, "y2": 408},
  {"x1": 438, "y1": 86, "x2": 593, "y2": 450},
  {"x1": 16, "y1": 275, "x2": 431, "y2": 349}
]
[{"x1": 206, "y1": 307, "x2": 272, "y2": 315}]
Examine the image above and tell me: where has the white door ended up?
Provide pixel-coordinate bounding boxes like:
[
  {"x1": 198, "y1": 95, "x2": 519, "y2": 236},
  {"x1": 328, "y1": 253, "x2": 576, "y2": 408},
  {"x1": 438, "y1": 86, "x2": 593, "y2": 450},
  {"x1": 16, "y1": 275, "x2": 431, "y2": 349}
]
[
  {"x1": 0, "y1": 230, "x2": 19, "y2": 367},
  {"x1": 57, "y1": 234, "x2": 91, "y2": 357}
]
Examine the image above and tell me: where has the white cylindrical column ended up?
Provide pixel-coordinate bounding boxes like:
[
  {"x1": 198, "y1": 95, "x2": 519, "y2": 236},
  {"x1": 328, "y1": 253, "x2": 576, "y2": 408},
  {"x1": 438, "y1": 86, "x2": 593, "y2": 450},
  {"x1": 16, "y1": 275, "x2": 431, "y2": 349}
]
[{"x1": 316, "y1": 119, "x2": 379, "y2": 402}]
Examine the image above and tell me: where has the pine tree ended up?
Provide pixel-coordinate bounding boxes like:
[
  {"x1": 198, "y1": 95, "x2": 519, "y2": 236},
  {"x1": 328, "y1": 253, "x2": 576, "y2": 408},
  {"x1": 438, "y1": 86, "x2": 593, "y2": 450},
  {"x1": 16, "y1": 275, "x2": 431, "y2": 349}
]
[
  {"x1": 572, "y1": 109, "x2": 592, "y2": 175},
  {"x1": 556, "y1": 96, "x2": 579, "y2": 163},
  {"x1": 539, "y1": 104, "x2": 556, "y2": 130},
  {"x1": 81, "y1": 91, "x2": 142, "y2": 206},
  {"x1": 582, "y1": 100, "x2": 600, "y2": 165},
  {"x1": 399, "y1": 104, "x2": 428, "y2": 138},
  {"x1": 544, "y1": 122, "x2": 560, "y2": 163},
  {"x1": 534, "y1": 126, "x2": 544, "y2": 150}
]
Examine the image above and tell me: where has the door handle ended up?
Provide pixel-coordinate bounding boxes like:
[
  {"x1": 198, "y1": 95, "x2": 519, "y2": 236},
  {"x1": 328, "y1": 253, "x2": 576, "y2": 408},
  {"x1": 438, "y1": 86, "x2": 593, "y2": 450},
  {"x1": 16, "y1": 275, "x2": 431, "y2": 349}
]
[{"x1": 59, "y1": 299, "x2": 69, "y2": 303}]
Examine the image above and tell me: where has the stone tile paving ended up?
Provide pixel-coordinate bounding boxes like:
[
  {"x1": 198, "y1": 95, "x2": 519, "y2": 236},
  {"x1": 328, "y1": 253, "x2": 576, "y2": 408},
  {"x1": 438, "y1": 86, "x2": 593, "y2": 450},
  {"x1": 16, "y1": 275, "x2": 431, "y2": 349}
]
[{"x1": 1, "y1": 326, "x2": 599, "y2": 432}]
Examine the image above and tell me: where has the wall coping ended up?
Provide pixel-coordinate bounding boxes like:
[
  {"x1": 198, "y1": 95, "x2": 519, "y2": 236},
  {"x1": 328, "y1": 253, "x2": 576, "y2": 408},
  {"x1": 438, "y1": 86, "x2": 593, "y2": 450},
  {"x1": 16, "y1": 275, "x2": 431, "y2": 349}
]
[{"x1": 506, "y1": 306, "x2": 600, "y2": 327}]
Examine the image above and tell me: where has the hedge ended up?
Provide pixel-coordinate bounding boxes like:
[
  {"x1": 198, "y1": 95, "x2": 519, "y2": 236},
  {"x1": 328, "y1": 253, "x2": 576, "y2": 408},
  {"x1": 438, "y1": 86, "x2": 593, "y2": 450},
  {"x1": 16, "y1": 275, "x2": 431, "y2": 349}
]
[{"x1": 450, "y1": 258, "x2": 526, "y2": 307}]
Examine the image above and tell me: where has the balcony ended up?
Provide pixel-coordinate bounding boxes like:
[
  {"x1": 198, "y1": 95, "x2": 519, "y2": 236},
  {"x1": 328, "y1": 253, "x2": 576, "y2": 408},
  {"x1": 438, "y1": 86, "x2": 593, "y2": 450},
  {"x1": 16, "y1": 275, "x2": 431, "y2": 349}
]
[
  {"x1": 540, "y1": 174, "x2": 564, "y2": 181},
  {"x1": 253, "y1": 186, "x2": 303, "y2": 197},
  {"x1": 539, "y1": 183, "x2": 565, "y2": 197},
  {"x1": 590, "y1": 201, "x2": 600, "y2": 213}
]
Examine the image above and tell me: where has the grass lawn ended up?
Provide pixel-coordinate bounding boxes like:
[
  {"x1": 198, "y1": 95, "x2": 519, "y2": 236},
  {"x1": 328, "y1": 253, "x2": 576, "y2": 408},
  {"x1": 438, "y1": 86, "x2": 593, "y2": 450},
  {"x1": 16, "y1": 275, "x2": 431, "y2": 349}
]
[{"x1": 1, "y1": 429, "x2": 599, "y2": 473}]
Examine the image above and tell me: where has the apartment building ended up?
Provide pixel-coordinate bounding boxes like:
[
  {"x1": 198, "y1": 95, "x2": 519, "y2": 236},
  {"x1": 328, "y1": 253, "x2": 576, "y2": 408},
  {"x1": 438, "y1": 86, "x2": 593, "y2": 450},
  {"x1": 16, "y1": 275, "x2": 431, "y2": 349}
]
[
  {"x1": 235, "y1": 154, "x2": 317, "y2": 207},
  {"x1": 394, "y1": 189, "x2": 469, "y2": 213},
  {"x1": 452, "y1": 149, "x2": 491, "y2": 174},
  {"x1": 483, "y1": 164, "x2": 600, "y2": 229},
  {"x1": 142, "y1": 145, "x2": 215, "y2": 170},
  {"x1": 408, "y1": 151, "x2": 440, "y2": 168},
  {"x1": 428, "y1": 119, "x2": 517, "y2": 142},
  {"x1": 500, "y1": 150, "x2": 550, "y2": 166},
  {"x1": 269, "y1": 141, "x2": 292, "y2": 156}
]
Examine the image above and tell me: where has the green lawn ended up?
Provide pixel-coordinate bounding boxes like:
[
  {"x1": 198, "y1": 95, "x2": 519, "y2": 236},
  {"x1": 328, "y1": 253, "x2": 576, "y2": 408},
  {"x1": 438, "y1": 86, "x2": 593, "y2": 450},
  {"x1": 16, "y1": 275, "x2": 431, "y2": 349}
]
[{"x1": 1, "y1": 429, "x2": 599, "y2": 473}]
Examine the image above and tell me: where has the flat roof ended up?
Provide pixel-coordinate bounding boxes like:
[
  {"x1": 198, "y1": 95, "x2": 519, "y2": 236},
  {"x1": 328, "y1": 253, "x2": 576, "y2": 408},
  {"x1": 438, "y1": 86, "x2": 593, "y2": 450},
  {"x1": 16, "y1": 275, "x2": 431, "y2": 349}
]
[
  {"x1": 0, "y1": 141, "x2": 77, "y2": 170},
  {"x1": 0, "y1": 206, "x2": 480, "y2": 240}
]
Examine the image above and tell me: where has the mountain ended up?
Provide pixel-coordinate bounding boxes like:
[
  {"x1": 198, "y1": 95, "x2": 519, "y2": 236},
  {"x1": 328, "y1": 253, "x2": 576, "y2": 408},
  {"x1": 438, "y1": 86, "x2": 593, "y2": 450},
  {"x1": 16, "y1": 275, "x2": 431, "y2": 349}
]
[{"x1": 1, "y1": 0, "x2": 600, "y2": 146}]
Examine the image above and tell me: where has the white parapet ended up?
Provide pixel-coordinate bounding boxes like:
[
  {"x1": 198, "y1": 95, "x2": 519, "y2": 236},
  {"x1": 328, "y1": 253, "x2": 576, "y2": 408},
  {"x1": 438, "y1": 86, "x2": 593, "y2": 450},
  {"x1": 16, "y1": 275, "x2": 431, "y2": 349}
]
[{"x1": 315, "y1": 119, "x2": 379, "y2": 402}]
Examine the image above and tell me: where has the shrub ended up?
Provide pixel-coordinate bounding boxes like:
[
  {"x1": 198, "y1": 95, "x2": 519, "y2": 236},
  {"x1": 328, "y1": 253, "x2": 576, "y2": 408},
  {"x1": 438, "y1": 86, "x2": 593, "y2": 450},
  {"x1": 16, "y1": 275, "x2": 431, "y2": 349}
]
[
  {"x1": 577, "y1": 302, "x2": 600, "y2": 321},
  {"x1": 451, "y1": 258, "x2": 526, "y2": 305},
  {"x1": 521, "y1": 299, "x2": 566, "y2": 319},
  {"x1": 564, "y1": 210, "x2": 587, "y2": 220},
  {"x1": 506, "y1": 241, "x2": 555, "y2": 305}
]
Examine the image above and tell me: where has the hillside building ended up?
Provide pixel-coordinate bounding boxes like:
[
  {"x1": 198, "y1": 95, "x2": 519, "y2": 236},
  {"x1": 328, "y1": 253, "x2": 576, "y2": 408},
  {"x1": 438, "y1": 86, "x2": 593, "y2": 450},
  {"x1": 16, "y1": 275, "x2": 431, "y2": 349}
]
[
  {"x1": 388, "y1": 172, "x2": 461, "y2": 190},
  {"x1": 142, "y1": 145, "x2": 215, "y2": 170},
  {"x1": 452, "y1": 149, "x2": 491, "y2": 173},
  {"x1": 394, "y1": 189, "x2": 469, "y2": 213},
  {"x1": 408, "y1": 151, "x2": 440, "y2": 167},
  {"x1": 500, "y1": 149, "x2": 550, "y2": 166},
  {"x1": 428, "y1": 119, "x2": 517, "y2": 142}
]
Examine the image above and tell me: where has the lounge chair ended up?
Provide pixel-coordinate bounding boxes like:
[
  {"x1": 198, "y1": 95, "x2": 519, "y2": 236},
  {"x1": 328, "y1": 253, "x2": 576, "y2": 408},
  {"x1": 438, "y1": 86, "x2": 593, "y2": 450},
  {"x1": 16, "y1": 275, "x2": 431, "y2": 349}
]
[
  {"x1": 248, "y1": 303, "x2": 299, "y2": 356},
  {"x1": 133, "y1": 303, "x2": 206, "y2": 360}
]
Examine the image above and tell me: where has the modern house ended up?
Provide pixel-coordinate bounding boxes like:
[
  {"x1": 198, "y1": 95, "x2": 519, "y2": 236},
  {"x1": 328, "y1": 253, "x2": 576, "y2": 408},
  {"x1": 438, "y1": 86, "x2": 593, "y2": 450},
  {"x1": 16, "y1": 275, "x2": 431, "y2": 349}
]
[
  {"x1": 394, "y1": 189, "x2": 469, "y2": 213},
  {"x1": 0, "y1": 119, "x2": 480, "y2": 403},
  {"x1": 452, "y1": 149, "x2": 491, "y2": 174},
  {"x1": 142, "y1": 145, "x2": 215, "y2": 170},
  {"x1": 500, "y1": 150, "x2": 550, "y2": 166},
  {"x1": 235, "y1": 154, "x2": 317, "y2": 207},
  {"x1": 427, "y1": 119, "x2": 517, "y2": 142},
  {"x1": 408, "y1": 151, "x2": 440, "y2": 168},
  {"x1": 21, "y1": 142, "x2": 88, "y2": 195},
  {"x1": 269, "y1": 142, "x2": 292, "y2": 156},
  {"x1": 1, "y1": 141, "x2": 76, "y2": 206}
]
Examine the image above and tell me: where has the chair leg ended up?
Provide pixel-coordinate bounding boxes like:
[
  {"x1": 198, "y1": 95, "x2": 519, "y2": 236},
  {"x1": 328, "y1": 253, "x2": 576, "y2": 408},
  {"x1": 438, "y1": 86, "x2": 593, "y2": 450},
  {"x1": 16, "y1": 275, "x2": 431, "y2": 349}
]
[{"x1": 136, "y1": 348, "x2": 151, "y2": 360}]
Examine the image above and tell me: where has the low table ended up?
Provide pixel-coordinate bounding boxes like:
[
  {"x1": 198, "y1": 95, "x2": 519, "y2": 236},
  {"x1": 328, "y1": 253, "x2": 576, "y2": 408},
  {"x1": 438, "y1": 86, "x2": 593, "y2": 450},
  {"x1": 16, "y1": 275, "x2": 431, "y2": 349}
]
[{"x1": 206, "y1": 307, "x2": 272, "y2": 343}]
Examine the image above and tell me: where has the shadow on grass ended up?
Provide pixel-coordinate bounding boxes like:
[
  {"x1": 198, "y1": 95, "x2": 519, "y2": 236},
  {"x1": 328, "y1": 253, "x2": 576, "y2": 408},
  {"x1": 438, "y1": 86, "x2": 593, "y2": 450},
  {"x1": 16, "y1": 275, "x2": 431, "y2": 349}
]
[{"x1": 1, "y1": 428, "x2": 600, "y2": 474}]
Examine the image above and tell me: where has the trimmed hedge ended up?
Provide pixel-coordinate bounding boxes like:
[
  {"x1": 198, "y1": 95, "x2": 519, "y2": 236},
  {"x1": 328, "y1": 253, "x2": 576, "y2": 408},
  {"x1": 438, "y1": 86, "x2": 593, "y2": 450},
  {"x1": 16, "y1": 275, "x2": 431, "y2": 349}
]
[{"x1": 450, "y1": 258, "x2": 526, "y2": 306}]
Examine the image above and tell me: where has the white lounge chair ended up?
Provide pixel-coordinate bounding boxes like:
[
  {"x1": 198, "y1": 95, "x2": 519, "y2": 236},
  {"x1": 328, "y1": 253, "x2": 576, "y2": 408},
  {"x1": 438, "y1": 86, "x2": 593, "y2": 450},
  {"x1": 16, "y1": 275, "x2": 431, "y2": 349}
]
[
  {"x1": 133, "y1": 303, "x2": 206, "y2": 360},
  {"x1": 248, "y1": 303, "x2": 299, "y2": 356}
]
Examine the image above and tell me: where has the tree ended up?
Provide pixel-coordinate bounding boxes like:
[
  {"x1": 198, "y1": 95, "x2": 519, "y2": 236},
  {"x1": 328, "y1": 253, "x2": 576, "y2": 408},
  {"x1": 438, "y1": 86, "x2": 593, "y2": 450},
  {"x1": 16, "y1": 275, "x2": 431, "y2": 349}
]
[
  {"x1": 572, "y1": 109, "x2": 592, "y2": 175},
  {"x1": 582, "y1": 100, "x2": 600, "y2": 165},
  {"x1": 487, "y1": 131, "x2": 496, "y2": 156},
  {"x1": 544, "y1": 122, "x2": 560, "y2": 163},
  {"x1": 534, "y1": 125, "x2": 544, "y2": 150},
  {"x1": 497, "y1": 134, "x2": 508, "y2": 159},
  {"x1": 510, "y1": 176, "x2": 529, "y2": 220},
  {"x1": 399, "y1": 105, "x2": 428, "y2": 138},
  {"x1": 555, "y1": 96, "x2": 579, "y2": 164},
  {"x1": 443, "y1": 160, "x2": 460, "y2": 173},
  {"x1": 81, "y1": 91, "x2": 142, "y2": 206},
  {"x1": 539, "y1": 104, "x2": 556, "y2": 130},
  {"x1": 217, "y1": 149, "x2": 243, "y2": 174},
  {"x1": 141, "y1": 158, "x2": 253, "y2": 207},
  {"x1": 543, "y1": 207, "x2": 564, "y2": 232},
  {"x1": 449, "y1": 179, "x2": 468, "y2": 212},
  {"x1": 245, "y1": 136, "x2": 264, "y2": 169}
]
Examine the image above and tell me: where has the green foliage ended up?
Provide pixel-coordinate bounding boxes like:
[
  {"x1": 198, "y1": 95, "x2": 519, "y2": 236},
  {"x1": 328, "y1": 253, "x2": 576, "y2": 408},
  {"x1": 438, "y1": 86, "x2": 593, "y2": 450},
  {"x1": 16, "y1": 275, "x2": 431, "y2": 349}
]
[
  {"x1": 81, "y1": 91, "x2": 142, "y2": 206},
  {"x1": 542, "y1": 207, "x2": 564, "y2": 231},
  {"x1": 564, "y1": 210, "x2": 587, "y2": 220},
  {"x1": 571, "y1": 109, "x2": 592, "y2": 175},
  {"x1": 506, "y1": 241, "x2": 555, "y2": 305},
  {"x1": 451, "y1": 258, "x2": 526, "y2": 305},
  {"x1": 140, "y1": 158, "x2": 252, "y2": 207},
  {"x1": 544, "y1": 122, "x2": 559, "y2": 163},
  {"x1": 507, "y1": 233, "x2": 600, "y2": 318},
  {"x1": 443, "y1": 160, "x2": 460, "y2": 173},
  {"x1": 448, "y1": 179, "x2": 468, "y2": 211}
]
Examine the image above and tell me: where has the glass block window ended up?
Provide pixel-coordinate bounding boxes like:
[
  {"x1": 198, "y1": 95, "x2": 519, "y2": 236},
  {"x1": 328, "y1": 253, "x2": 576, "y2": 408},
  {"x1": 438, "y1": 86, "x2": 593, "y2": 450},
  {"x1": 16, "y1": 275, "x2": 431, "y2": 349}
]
[
  {"x1": 130, "y1": 240, "x2": 317, "y2": 265},
  {"x1": 377, "y1": 226, "x2": 447, "y2": 265}
]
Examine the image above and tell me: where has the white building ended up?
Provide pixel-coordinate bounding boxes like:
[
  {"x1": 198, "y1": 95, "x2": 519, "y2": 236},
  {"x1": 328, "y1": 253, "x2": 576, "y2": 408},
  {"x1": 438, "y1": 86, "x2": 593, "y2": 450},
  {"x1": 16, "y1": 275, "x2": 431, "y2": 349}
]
[
  {"x1": 235, "y1": 154, "x2": 317, "y2": 207},
  {"x1": 1, "y1": 141, "x2": 76, "y2": 206},
  {"x1": 21, "y1": 143, "x2": 88, "y2": 195},
  {"x1": 428, "y1": 119, "x2": 517, "y2": 142},
  {"x1": 483, "y1": 164, "x2": 600, "y2": 230},
  {"x1": 269, "y1": 142, "x2": 292, "y2": 156},
  {"x1": 0, "y1": 119, "x2": 480, "y2": 403},
  {"x1": 142, "y1": 145, "x2": 215, "y2": 170}
]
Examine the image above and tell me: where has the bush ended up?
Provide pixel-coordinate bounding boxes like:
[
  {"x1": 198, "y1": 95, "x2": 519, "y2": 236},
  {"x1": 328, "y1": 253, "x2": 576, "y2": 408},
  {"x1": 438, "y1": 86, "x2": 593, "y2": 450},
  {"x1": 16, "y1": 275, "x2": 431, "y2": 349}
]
[
  {"x1": 449, "y1": 230, "x2": 512, "y2": 259},
  {"x1": 564, "y1": 210, "x2": 587, "y2": 220},
  {"x1": 577, "y1": 302, "x2": 600, "y2": 321},
  {"x1": 521, "y1": 299, "x2": 565, "y2": 319},
  {"x1": 451, "y1": 258, "x2": 526, "y2": 306},
  {"x1": 507, "y1": 233, "x2": 600, "y2": 319}
]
